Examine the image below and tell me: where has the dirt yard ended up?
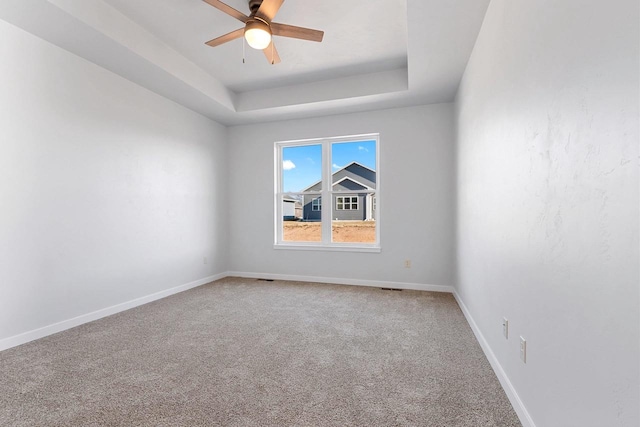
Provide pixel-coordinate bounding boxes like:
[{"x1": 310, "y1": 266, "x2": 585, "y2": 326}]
[{"x1": 283, "y1": 221, "x2": 376, "y2": 243}]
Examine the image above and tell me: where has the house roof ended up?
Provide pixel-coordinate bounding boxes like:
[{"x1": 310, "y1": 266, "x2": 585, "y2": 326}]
[
  {"x1": 332, "y1": 176, "x2": 373, "y2": 191},
  {"x1": 340, "y1": 161, "x2": 376, "y2": 174},
  {"x1": 302, "y1": 162, "x2": 376, "y2": 192}
]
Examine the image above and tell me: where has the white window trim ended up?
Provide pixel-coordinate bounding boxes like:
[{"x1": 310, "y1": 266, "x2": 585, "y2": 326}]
[
  {"x1": 274, "y1": 133, "x2": 380, "y2": 251},
  {"x1": 312, "y1": 197, "x2": 321, "y2": 211}
]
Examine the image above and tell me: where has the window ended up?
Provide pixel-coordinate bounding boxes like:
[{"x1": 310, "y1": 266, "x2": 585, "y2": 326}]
[
  {"x1": 336, "y1": 196, "x2": 358, "y2": 210},
  {"x1": 312, "y1": 197, "x2": 321, "y2": 211},
  {"x1": 275, "y1": 134, "x2": 379, "y2": 251}
]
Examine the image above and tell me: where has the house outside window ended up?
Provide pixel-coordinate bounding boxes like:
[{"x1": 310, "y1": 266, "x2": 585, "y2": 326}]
[
  {"x1": 275, "y1": 134, "x2": 379, "y2": 251},
  {"x1": 336, "y1": 196, "x2": 358, "y2": 210}
]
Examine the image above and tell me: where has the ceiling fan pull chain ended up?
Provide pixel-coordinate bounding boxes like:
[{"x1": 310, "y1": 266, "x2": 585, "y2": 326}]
[
  {"x1": 242, "y1": 36, "x2": 246, "y2": 64},
  {"x1": 271, "y1": 41, "x2": 274, "y2": 65}
]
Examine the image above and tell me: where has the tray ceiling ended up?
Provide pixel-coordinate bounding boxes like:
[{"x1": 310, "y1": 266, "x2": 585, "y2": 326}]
[{"x1": 0, "y1": 0, "x2": 491, "y2": 125}]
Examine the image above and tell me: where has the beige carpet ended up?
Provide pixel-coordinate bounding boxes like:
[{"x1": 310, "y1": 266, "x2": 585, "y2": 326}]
[{"x1": 0, "y1": 277, "x2": 521, "y2": 426}]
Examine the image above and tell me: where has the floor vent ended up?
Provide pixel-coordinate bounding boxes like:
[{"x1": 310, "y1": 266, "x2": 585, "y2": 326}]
[
  {"x1": 381, "y1": 287, "x2": 402, "y2": 291},
  {"x1": 257, "y1": 279, "x2": 274, "y2": 282}
]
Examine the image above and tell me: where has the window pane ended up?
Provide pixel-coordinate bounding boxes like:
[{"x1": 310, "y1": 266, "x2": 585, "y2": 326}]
[
  {"x1": 330, "y1": 140, "x2": 376, "y2": 243},
  {"x1": 299, "y1": 195, "x2": 322, "y2": 222},
  {"x1": 281, "y1": 195, "x2": 303, "y2": 220},
  {"x1": 332, "y1": 221, "x2": 376, "y2": 243},
  {"x1": 282, "y1": 195, "x2": 321, "y2": 242},
  {"x1": 283, "y1": 221, "x2": 322, "y2": 242},
  {"x1": 282, "y1": 145, "x2": 322, "y2": 192},
  {"x1": 331, "y1": 140, "x2": 376, "y2": 193},
  {"x1": 332, "y1": 192, "x2": 376, "y2": 243}
]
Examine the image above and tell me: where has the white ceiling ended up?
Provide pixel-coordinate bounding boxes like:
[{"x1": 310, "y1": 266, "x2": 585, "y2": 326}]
[
  {"x1": 103, "y1": 0, "x2": 409, "y2": 92},
  {"x1": 0, "y1": 0, "x2": 491, "y2": 125}
]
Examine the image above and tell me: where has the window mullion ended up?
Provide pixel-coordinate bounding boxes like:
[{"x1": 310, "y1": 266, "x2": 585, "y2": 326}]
[
  {"x1": 321, "y1": 140, "x2": 332, "y2": 245},
  {"x1": 275, "y1": 144, "x2": 283, "y2": 244}
]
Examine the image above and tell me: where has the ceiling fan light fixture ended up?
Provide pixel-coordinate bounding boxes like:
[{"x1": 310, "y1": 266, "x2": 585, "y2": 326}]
[
  {"x1": 203, "y1": 0, "x2": 324, "y2": 64},
  {"x1": 244, "y1": 18, "x2": 272, "y2": 50}
]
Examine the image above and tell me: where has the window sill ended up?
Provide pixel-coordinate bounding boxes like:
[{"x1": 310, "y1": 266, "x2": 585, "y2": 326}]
[{"x1": 273, "y1": 244, "x2": 381, "y2": 253}]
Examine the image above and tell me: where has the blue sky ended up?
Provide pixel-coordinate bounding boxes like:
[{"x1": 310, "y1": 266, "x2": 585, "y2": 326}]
[{"x1": 282, "y1": 140, "x2": 376, "y2": 192}]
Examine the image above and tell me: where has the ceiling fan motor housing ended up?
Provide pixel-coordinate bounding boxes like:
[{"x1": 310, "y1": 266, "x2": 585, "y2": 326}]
[{"x1": 248, "y1": 0, "x2": 263, "y2": 16}]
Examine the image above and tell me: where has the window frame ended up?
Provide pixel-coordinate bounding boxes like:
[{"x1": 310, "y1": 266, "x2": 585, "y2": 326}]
[
  {"x1": 336, "y1": 196, "x2": 359, "y2": 211},
  {"x1": 274, "y1": 133, "x2": 380, "y2": 252},
  {"x1": 311, "y1": 197, "x2": 321, "y2": 211}
]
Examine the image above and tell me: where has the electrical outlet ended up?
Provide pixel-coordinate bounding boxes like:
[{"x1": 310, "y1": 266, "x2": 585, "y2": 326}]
[
  {"x1": 520, "y1": 336, "x2": 527, "y2": 363},
  {"x1": 502, "y1": 318, "x2": 508, "y2": 339},
  {"x1": 404, "y1": 260, "x2": 411, "y2": 268}
]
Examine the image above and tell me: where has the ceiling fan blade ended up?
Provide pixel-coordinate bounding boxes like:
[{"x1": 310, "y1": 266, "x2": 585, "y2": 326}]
[
  {"x1": 263, "y1": 41, "x2": 281, "y2": 64},
  {"x1": 271, "y1": 23, "x2": 324, "y2": 42},
  {"x1": 202, "y1": 0, "x2": 249, "y2": 23},
  {"x1": 255, "y1": 0, "x2": 284, "y2": 22},
  {"x1": 205, "y1": 28, "x2": 244, "y2": 47}
]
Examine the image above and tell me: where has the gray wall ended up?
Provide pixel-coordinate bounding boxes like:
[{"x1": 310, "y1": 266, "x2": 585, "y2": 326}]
[
  {"x1": 0, "y1": 21, "x2": 229, "y2": 344},
  {"x1": 455, "y1": 1, "x2": 639, "y2": 425},
  {"x1": 228, "y1": 104, "x2": 455, "y2": 287}
]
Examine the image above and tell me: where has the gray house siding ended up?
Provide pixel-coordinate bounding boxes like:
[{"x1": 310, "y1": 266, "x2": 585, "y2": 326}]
[
  {"x1": 302, "y1": 196, "x2": 322, "y2": 221},
  {"x1": 301, "y1": 162, "x2": 376, "y2": 221},
  {"x1": 306, "y1": 182, "x2": 322, "y2": 192},
  {"x1": 332, "y1": 194, "x2": 367, "y2": 221}
]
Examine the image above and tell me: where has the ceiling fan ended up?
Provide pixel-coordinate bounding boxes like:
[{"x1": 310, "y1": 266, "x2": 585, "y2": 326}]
[{"x1": 203, "y1": 0, "x2": 324, "y2": 64}]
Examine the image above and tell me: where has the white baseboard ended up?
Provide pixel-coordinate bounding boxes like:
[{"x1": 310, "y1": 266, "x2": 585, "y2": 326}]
[
  {"x1": 0, "y1": 272, "x2": 227, "y2": 352},
  {"x1": 453, "y1": 291, "x2": 536, "y2": 427},
  {"x1": 0, "y1": 270, "x2": 533, "y2": 427},
  {"x1": 227, "y1": 271, "x2": 454, "y2": 293}
]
